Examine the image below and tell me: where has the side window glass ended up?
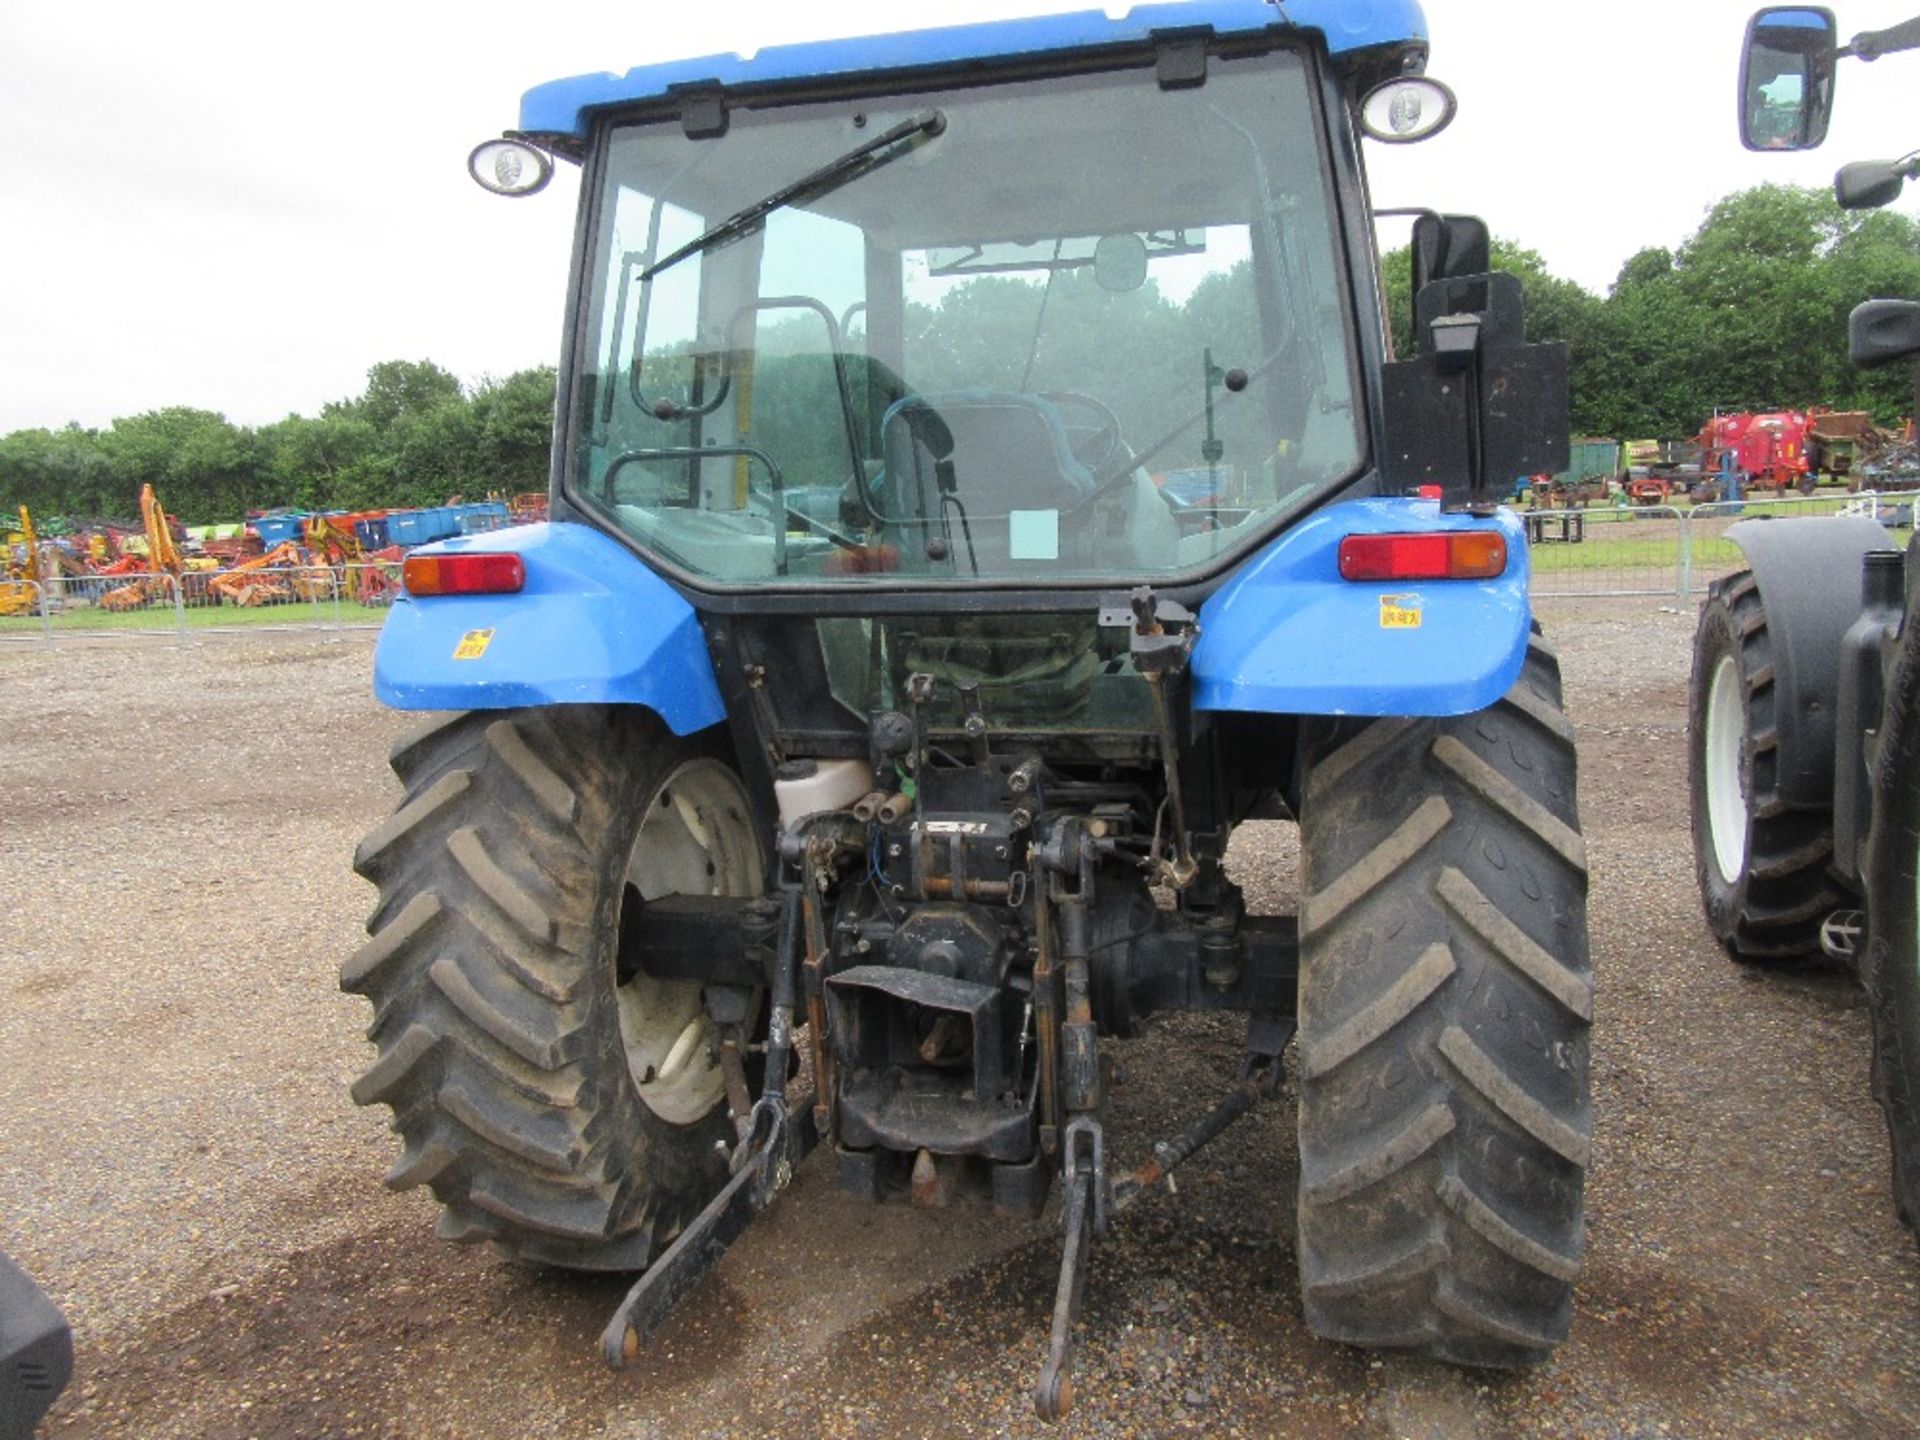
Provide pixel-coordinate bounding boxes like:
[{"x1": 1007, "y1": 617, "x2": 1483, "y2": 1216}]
[{"x1": 734, "y1": 209, "x2": 869, "y2": 513}]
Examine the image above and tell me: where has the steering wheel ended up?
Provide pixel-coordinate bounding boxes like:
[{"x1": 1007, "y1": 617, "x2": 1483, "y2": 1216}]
[
  {"x1": 1063, "y1": 342, "x2": 1294, "y2": 521},
  {"x1": 1040, "y1": 391, "x2": 1125, "y2": 474}
]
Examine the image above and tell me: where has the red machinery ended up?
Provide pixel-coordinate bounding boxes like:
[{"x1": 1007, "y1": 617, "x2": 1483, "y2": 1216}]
[{"x1": 1699, "y1": 410, "x2": 1813, "y2": 494}]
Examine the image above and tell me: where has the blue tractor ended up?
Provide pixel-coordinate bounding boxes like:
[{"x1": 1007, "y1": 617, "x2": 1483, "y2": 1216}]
[{"x1": 343, "y1": 1, "x2": 1590, "y2": 1415}]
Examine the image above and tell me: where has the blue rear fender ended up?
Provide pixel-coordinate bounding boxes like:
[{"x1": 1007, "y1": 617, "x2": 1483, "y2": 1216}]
[
  {"x1": 377, "y1": 503, "x2": 1526, "y2": 731},
  {"x1": 1192, "y1": 497, "x2": 1532, "y2": 718},
  {"x1": 372, "y1": 522, "x2": 725, "y2": 735}
]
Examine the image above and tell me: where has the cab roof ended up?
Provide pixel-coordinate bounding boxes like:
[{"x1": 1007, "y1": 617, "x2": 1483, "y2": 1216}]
[{"x1": 520, "y1": 0, "x2": 1426, "y2": 140}]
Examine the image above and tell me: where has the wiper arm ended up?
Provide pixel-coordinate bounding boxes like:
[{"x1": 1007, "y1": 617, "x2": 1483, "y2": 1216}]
[{"x1": 641, "y1": 109, "x2": 946, "y2": 281}]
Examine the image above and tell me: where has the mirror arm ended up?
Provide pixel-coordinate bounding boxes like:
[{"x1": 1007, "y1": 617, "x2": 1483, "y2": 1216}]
[{"x1": 1843, "y1": 13, "x2": 1920, "y2": 59}]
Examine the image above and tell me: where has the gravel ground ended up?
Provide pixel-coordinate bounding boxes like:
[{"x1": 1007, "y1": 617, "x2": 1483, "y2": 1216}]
[{"x1": 3, "y1": 603, "x2": 1918, "y2": 1439}]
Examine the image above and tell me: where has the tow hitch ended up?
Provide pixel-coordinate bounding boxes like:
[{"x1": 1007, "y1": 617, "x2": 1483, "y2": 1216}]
[
  {"x1": 596, "y1": 984, "x2": 1293, "y2": 1430},
  {"x1": 1033, "y1": 1020, "x2": 1291, "y2": 1421}
]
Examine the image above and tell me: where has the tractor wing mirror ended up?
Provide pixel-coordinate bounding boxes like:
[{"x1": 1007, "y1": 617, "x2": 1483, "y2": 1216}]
[
  {"x1": 1410, "y1": 213, "x2": 1490, "y2": 297},
  {"x1": 1740, "y1": 7, "x2": 1838, "y2": 150},
  {"x1": 1836, "y1": 157, "x2": 1917, "y2": 209},
  {"x1": 1849, "y1": 299, "x2": 1920, "y2": 369}
]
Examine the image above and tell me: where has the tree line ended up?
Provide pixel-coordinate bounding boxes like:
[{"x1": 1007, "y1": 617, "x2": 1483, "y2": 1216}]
[
  {"x1": 4, "y1": 183, "x2": 1916, "y2": 527},
  {"x1": 1386, "y1": 182, "x2": 1920, "y2": 439},
  {"x1": 0, "y1": 361, "x2": 555, "y2": 528}
]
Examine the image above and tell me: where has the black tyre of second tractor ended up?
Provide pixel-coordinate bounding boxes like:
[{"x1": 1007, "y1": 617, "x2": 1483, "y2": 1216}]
[
  {"x1": 342, "y1": 705, "x2": 763, "y2": 1270},
  {"x1": 1296, "y1": 635, "x2": 1591, "y2": 1367},
  {"x1": 1688, "y1": 569, "x2": 1848, "y2": 959},
  {"x1": 1863, "y1": 616, "x2": 1920, "y2": 1239}
]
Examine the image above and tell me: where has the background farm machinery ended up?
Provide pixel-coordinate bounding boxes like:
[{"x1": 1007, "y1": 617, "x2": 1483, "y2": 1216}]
[
  {"x1": 0, "y1": 494, "x2": 519, "y2": 618},
  {"x1": 0, "y1": 506, "x2": 45, "y2": 617},
  {"x1": 1686, "y1": 410, "x2": 1914, "y2": 502},
  {"x1": 1516, "y1": 412, "x2": 1914, "y2": 515}
]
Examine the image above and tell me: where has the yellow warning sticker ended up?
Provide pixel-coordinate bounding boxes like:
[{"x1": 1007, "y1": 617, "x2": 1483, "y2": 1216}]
[
  {"x1": 452, "y1": 628, "x2": 495, "y2": 660},
  {"x1": 1379, "y1": 595, "x2": 1423, "y2": 630}
]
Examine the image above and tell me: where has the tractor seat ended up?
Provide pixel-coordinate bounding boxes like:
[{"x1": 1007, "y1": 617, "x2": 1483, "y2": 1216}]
[{"x1": 877, "y1": 391, "x2": 1097, "y2": 525}]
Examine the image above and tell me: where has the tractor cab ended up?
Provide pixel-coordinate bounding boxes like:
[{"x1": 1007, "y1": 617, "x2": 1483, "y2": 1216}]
[{"x1": 558, "y1": 45, "x2": 1363, "y2": 589}]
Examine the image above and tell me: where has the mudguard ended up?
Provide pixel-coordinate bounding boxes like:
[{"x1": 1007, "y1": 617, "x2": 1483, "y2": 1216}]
[
  {"x1": 1720, "y1": 515, "x2": 1897, "y2": 808},
  {"x1": 372, "y1": 522, "x2": 725, "y2": 735},
  {"x1": 1192, "y1": 496, "x2": 1531, "y2": 718}
]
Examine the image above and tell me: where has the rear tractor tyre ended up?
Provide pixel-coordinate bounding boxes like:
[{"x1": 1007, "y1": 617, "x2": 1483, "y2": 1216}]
[
  {"x1": 1863, "y1": 619, "x2": 1920, "y2": 1239},
  {"x1": 1296, "y1": 635, "x2": 1591, "y2": 1367},
  {"x1": 1688, "y1": 569, "x2": 1847, "y2": 960},
  {"x1": 342, "y1": 705, "x2": 764, "y2": 1269}
]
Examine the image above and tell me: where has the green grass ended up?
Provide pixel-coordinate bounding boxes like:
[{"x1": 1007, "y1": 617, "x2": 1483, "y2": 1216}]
[
  {"x1": 1524, "y1": 494, "x2": 1909, "y2": 579},
  {"x1": 1531, "y1": 530, "x2": 1911, "y2": 577},
  {"x1": 0, "y1": 596, "x2": 388, "y2": 635}
]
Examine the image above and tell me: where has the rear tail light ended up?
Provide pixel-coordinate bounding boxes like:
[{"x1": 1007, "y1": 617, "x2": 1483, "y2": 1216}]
[
  {"x1": 1338, "y1": 531, "x2": 1507, "y2": 582},
  {"x1": 402, "y1": 552, "x2": 526, "y2": 595}
]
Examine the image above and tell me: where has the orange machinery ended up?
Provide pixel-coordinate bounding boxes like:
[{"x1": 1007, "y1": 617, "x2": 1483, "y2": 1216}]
[
  {"x1": 98, "y1": 486, "x2": 186, "y2": 610},
  {"x1": 207, "y1": 542, "x2": 309, "y2": 606}
]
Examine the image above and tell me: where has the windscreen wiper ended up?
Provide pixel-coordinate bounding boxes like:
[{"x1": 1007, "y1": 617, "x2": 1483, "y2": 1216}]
[{"x1": 641, "y1": 109, "x2": 946, "y2": 281}]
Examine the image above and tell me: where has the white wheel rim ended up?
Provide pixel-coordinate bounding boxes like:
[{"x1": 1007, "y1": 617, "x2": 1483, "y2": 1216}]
[
  {"x1": 1704, "y1": 653, "x2": 1750, "y2": 884},
  {"x1": 618, "y1": 758, "x2": 760, "y2": 1126}
]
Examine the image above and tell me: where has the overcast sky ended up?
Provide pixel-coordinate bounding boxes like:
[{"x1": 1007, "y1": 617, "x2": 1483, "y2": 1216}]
[{"x1": 4, "y1": 0, "x2": 1916, "y2": 436}]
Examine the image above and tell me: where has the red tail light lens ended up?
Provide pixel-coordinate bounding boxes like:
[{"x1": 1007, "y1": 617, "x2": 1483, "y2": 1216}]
[
  {"x1": 403, "y1": 552, "x2": 526, "y2": 595},
  {"x1": 1338, "y1": 531, "x2": 1507, "y2": 582}
]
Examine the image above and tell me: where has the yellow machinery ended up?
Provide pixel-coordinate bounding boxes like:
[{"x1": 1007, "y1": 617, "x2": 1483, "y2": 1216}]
[
  {"x1": 1, "y1": 506, "x2": 43, "y2": 617},
  {"x1": 297, "y1": 514, "x2": 360, "y2": 602},
  {"x1": 301, "y1": 513, "x2": 396, "y2": 604}
]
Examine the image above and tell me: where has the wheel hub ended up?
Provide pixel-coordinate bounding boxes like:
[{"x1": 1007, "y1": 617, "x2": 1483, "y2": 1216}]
[
  {"x1": 1704, "y1": 652, "x2": 1750, "y2": 884},
  {"x1": 618, "y1": 758, "x2": 761, "y2": 1126}
]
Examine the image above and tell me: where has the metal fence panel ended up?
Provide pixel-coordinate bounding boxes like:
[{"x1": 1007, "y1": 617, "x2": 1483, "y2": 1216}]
[
  {"x1": 9, "y1": 495, "x2": 1910, "y2": 647},
  {"x1": 0, "y1": 579, "x2": 53, "y2": 643},
  {"x1": 0, "y1": 561, "x2": 400, "y2": 644},
  {"x1": 342, "y1": 560, "x2": 404, "y2": 611},
  {"x1": 1685, "y1": 491, "x2": 1906, "y2": 594},
  {"x1": 1523, "y1": 504, "x2": 1685, "y2": 598},
  {"x1": 21, "y1": 571, "x2": 188, "y2": 639},
  {"x1": 1523, "y1": 491, "x2": 1913, "y2": 603},
  {"x1": 174, "y1": 562, "x2": 397, "y2": 630}
]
